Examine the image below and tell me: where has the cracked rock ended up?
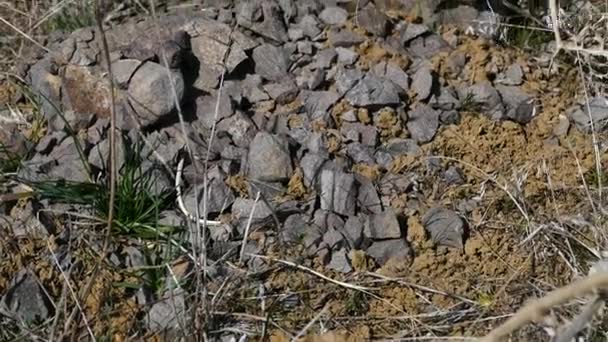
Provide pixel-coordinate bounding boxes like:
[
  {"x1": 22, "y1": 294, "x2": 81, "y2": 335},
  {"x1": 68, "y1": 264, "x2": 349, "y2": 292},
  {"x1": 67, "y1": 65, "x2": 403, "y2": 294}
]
[{"x1": 422, "y1": 207, "x2": 466, "y2": 249}]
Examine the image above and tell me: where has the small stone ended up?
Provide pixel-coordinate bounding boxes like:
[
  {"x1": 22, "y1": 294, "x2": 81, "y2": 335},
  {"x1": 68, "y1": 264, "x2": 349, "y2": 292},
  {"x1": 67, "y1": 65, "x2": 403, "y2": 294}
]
[
  {"x1": 182, "y1": 170, "x2": 235, "y2": 216},
  {"x1": 298, "y1": 15, "x2": 322, "y2": 38},
  {"x1": 327, "y1": 248, "x2": 353, "y2": 273},
  {"x1": 356, "y1": 5, "x2": 390, "y2": 37},
  {"x1": 252, "y1": 44, "x2": 291, "y2": 82},
  {"x1": 289, "y1": 27, "x2": 305, "y2": 41},
  {"x1": 496, "y1": 85, "x2": 537, "y2": 124},
  {"x1": 411, "y1": 65, "x2": 434, "y2": 101},
  {"x1": 247, "y1": 132, "x2": 293, "y2": 182},
  {"x1": 314, "y1": 48, "x2": 337, "y2": 69},
  {"x1": 422, "y1": 207, "x2": 466, "y2": 249},
  {"x1": 147, "y1": 289, "x2": 186, "y2": 332},
  {"x1": 356, "y1": 175, "x2": 383, "y2": 214},
  {"x1": 320, "y1": 170, "x2": 357, "y2": 216},
  {"x1": 323, "y1": 227, "x2": 345, "y2": 249},
  {"x1": 345, "y1": 73, "x2": 401, "y2": 107},
  {"x1": 319, "y1": 7, "x2": 349, "y2": 25},
  {"x1": 195, "y1": 92, "x2": 234, "y2": 129},
  {"x1": 264, "y1": 79, "x2": 299, "y2": 105},
  {"x1": 236, "y1": 0, "x2": 288, "y2": 42},
  {"x1": 373, "y1": 62, "x2": 410, "y2": 93},
  {"x1": 366, "y1": 238, "x2": 412, "y2": 266},
  {"x1": 0, "y1": 269, "x2": 53, "y2": 323},
  {"x1": 443, "y1": 166, "x2": 464, "y2": 185},
  {"x1": 401, "y1": 23, "x2": 429, "y2": 44},
  {"x1": 328, "y1": 28, "x2": 365, "y2": 47},
  {"x1": 301, "y1": 90, "x2": 340, "y2": 114},
  {"x1": 297, "y1": 40, "x2": 313, "y2": 54},
  {"x1": 364, "y1": 208, "x2": 402, "y2": 239},
  {"x1": 282, "y1": 214, "x2": 322, "y2": 246},
  {"x1": 406, "y1": 104, "x2": 439, "y2": 144},
  {"x1": 553, "y1": 114, "x2": 570, "y2": 136},
  {"x1": 335, "y1": 47, "x2": 359, "y2": 65},
  {"x1": 497, "y1": 63, "x2": 524, "y2": 86},
  {"x1": 458, "y1": 82, "x2": 504, "y2": 120},
  {"x1": 301, "y1": 153, "x2": 328, "y2": 187},
  {"x1": 112, "y1": 59, "x2": 141, "y2": 87},
  {"x1": 569, "y1": 97, "x2": 608, "y2": 133},
  {"x1": 406, "y1": 34, "x2": 452, "y2": 59}
]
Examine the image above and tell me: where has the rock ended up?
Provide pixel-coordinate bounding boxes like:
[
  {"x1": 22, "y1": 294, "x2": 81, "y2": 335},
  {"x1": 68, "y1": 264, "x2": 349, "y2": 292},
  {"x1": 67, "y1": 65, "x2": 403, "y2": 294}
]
[
  {"x1": 282, "y1": 213, "x2": 322, "y2": 247},
  {"x1": 328, "y1": 28, "x2": 365, "y2": 47},
  {"x1": 411, "y1": 65, "x2": 434, "y2": 101},
  {"x1": 444, "y1": 50, "x2": 467, "y2": 77},
  {"x1": 247, "y1": 132, "x2": 293, "y2": 182},
  {"x1": 48, "y1": 137, "x2": 89, "y2": 182},
  {"x1": 252, "y1": 44, "x2": 291, "y2": 82},
  {"x1": 0, "y1": 269, "x2": 54, "y2": 323},
  {"x1": 112, "y1": 59, "x2": 142, "y2": 87},
  {"x1": 372, "y1": 62, "x2": 409, "y2": 93},
  {"x1": 346, "y1": 142, "x2": 375, "y2": 164},
  {"x1": 89, "y1": 135, "x2": 126, "y2": 171},
  {"x1": 345, "y1": 73, "x2": 401, "y2": 107},
  {"x1": 335, "y1": 47, "x2": 359, "y2": 65},
  {"x1": 195, "y1": 92, "x2": 234, "y2": 129},
  {"x1": 406, "y1": 34, "x2": 452, "y2": 59},
  {"x1": 319, "y1": 6, "x2": 349, "y2": 25},
  {"x1": 356, "y1": 5, "x2": 390, "y2": 37},
  {"x1": 301, "y1": 90, "x2": 340, "y2": 114},
  {"x1": 553, "y1": 114, "x2": 570, "y2": 136},
  {"x1": 406, "y1": 104, "x2": 439, "y2": 144},
  {"x1": 497, "y1": 63, "x2": 524, "y2": 86},
  {"x1": 443, "y1": 166, "x2": 464, "y2": 185},
  {"x1": 232, "y1": 198, "x2": 274, "y2": 234},
  {"x1": 264, "y1": 79, "x2": 299, "y2": 104},
  {"x1": 496, "y1": 85, "x2": 537, "y2": 124},
  {"x1": 217, "y1": 110, "x2": 258, "y2": 148},
  {"x1": 191, "y1": 36, "x2": 248, "y2": 75},
  {"x1": 364, "y1": 209, "x2": 402, "y2": 239},
  {"x1": 314, "y1": 48, "x2": 337, "y2": 69},
  {"x1": 236, "y1": 0, "x2": 288, "y2": 42},
  {"x1": 128, "y1": 62, "x2": 185, "y2": 127},
  {"x1": 320, "y1": 169, "x2": 357, "y2": 216},
  {"x1": 366, "y1": 238, "x2": 411, "y2": 266},
  {"x1": 569, "y1": 97, "x2": 608, "y2": 133},
  {"x1": 335, "y1": 67, "x2": 364, "y2": 95},
  {"x1": 297, "y1": 15, "x2": 322, "y2": 38},
  {"x1": 297, "y1": 40, "x2": 313, "y2": 54},
  {"x1": 458, "y1": 82, "x2": 504, "y2": 120},
  {"x1": 431, "y1": 86, "x2": 460, "y2": 111},
  {"x1": 147, "y1": 288, "x2": 186, "y2": 332},
  {"x1": 327, "y1": 248, "x2": 352, "y2": 273},
  {"x1": 10, "y1": 201, "x2": 55, "y2": 238},
  {"x1": 356, "y1": 175, "x2": 383, "y2": 214},
  {"x1": 182, "y1": 169, "x2": 235, "y2": 216},
  {"x1": 323, "y1": 227, "x2": 345, "y2": 249},
  {"x1": 342, "y1": 215, "x2": 365, "y2": 249},
  {"x1": 301, "y1": 152, "x2": 328, "y2": 187},
  {"x1": 422, "y1": 207, "x2": 466, "y2": 249},
  {"x1": 400, "y1": 23, "x2": 429, "y2": 44}
]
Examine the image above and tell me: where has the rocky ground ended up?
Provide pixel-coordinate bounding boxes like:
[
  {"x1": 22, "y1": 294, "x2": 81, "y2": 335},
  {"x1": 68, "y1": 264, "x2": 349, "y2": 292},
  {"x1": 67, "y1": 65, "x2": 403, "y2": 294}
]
[{"x1": 1, "y1": 0, "x2": 608, "y2": 341}]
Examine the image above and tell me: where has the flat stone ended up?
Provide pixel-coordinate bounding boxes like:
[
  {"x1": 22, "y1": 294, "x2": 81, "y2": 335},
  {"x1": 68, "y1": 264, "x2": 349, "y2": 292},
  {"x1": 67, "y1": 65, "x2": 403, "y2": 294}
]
[
  {"x1": 335, "y1": 47, "x2": 359, "y2": 65},
  {"x1": 252, "y1": 44, "x2": 291, "y2": 82},
  {"x1": 458, "y1": 82, "x2": 504, "y2": 120},
  {"x1": 301, "y1": 152, "x2": 328, "y2": 187},
  {"x1": 264, "y1": 79, "x2": 299, "y2": 105},
  {"x1": 366, "y1": 238, "x2": 411, "y2": 266},
  {"x1": 342, "y1": 215, "x2": 365, "y2": 249},
  {"x1": 411, "y1": 65, "x2": 434, "y2": 101},
  {"x1": 298, "y1": 15, "x2": 322, "y2": 38},
  {"x1": 496, "y1": 85, "x2": 537, "y2": 124},
  {"x1": 406, "y1": 104, "x2": 439, "y2": 144},
  {"x1": 320, "y1": 169, "x2": 357, "y2": 216},
  {"x1": 301, "y1": 90, "x2": 340, "y2": 114},
  {"x1": 364, "y1": 208, "x2": 402, "y2": 239},
  {"x1": 0, "y1": 269, "x2": 53, "y2": 323},
  {"x1": 195, "y1": 92, "x2": 234, "y2": 129},
  {"x1": 319, "y1": 6, "x2": 349, "y2": 25},
  {"x1": 345, "y1": 73, "x2": 401, "y2": 107},
  {"x1": 314, "y1": 48, "x2": 337, "y2": 69},
  {"x1": 128, "y1": 61, "x2": 184, "y2": 127},
  {"x1": 236, "y1": 0, "x2": 289, "y2": 42},
  {"x1": 406, "y1": 34, "x2": 452, "y2": 59},
  {"x1": 422, "y1": 207, "x2": 466, "y2": 249},
  {"x1": 327, "y1": 248, "x2": 353, "y2": 273},
  {"x1": 282, "y1": 213, "x2": 322, "y2": 247},
  {"x1": 569, "y1": 97, "x2": 608, "y2": 133},
  {"x1": 217, "y1": 110, "x2": 258, "y2": 148},
  {"x1": 346, "y1": 142, "x2": 375, "y2": 164},
  {"x1": 112, "y1": 59, "x2": 142, "y2": 87},
  {"x1": 356, "y1": 5, "x2": 389, "y2": 37},
  {"x1": 328, "y1": 28, "x2": 365, "y2": 47},
  {"x1": 182, "y1": 168, "x2": 235, "y2": 215},
  {"x1": 356, "y1": 174, "x2": 383, "y2": 214},
  {"x1": 147, "y1": 289, "x2": 186, "y2": 332},
  {"x1": 497, "y1": 63, "x2": 524, "y2": 86},
  {"x1": 247, "y1": 132, "x2": 293, "y2": 182}
]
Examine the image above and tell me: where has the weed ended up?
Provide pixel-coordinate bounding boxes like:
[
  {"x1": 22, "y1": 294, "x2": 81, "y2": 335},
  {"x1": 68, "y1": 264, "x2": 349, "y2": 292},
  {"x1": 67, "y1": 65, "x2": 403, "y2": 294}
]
[
  {"x1": 584, "y1": 167, "x2": 608, "y2": 189},
  {"x1": 344, "y1": 291, "x2": 369, "y2": 316},
  {"x1": 0, "y1": 144, "x2": 22, "y2": 174},
  {"x1": 502, "y1": 18, "x2": 553, "y2": 50},
  {"x1": 460, "y1": 92, "x2": 483, "y2": 113},
  {"x1": 44, "y1": 0, "x2": 97, "y2": 33}
]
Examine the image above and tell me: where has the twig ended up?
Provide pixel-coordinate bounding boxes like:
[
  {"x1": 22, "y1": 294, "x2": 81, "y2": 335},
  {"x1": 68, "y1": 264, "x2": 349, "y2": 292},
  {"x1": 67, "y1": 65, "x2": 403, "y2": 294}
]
[{"x1": 480, "y1": 272, "x2": 608, "y2": 342}]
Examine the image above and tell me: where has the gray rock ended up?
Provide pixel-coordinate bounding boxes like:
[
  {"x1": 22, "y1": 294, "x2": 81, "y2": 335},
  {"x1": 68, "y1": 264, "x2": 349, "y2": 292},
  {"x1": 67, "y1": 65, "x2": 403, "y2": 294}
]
[
  {"x1": 323, "y1": 227, "x2": 345, "y2": 249},
  {"x1": 301, "y1": 90, "x2": 340, "y2": 114},
  {"x1": 422, "y1": 207, "x2": 466, "y2": 249},
  {"x1": 346, "y1": 142, "x2": 375, "y2": 164},
  {"x1": 28, "y1": 57, "x2": 62, "y2": 122},
  {"x1": 372, "y1": 61, "x2": 409, "y2": 93},
  {"x1": 320, "y1": 170, "x2": 357, "y2": 216},
  {"x1": 248, "y1": 180, "x2": 286, "y2": 200},
  {"x1": 289, "y1": 27, "x2": 306, "y2": 41},
  {"x1": 458, "y1": 82, "x2": 504, "y2": 120},
  {"x1": 236, "y1": 0, "x2": 288, "y2": 42},
  {"x1": 191, "y1": 36, "x2": 248, "y2": 75},
  {"x1": 147, "y1": 288, "x2": 186, "y2": 332},
  {"x1": 411, "y1": 66, "x2": 434, "y2": 101},
  {"x1": 282, "y1": 214, "x2": 322, "y2": 247},
  {"x1": 356, "y1": 5, "x2": 389, "y2": 37},
  {"x1": 314, "y1": 48, "x2": 338, "y2": 69},
  {"x1": 328, "y1": 28, "x2": 365, "y2": 47},
  {"x1": 406, "y1": 104, "x2": 439, "y2": 144},
  {"x1": 297, "y1": 40, "x2": 313, "y2": 54},
  {"x1": 128, "y1": 62, "x2": 185, "y2": 127},
  {"x1": 0, "y1": 269, "x2": 53, "y2": 323},
  {"x1": 217, "y1": 110, "x2": 258, "y2": 148},
  {"x1": 401, "y1": 23, "x2": 429, "y2": 44},
  {"x1": 306, "y1": 68, "x2": 326, "y2": 90},
  {"x1": 553, "y1": 114, "x2": 570, "y2": 136},
  {"x1": 335, "y1": 47, "x2": 359, "y2": 65},
  {"x1": 301, "y1": 152, "x2": 328, "y2": 187},
  {"x1": 406, "y1": 34, "x2": 452, "y2": 59},
  {"x1": 440, "y1": 110, "x2": 460, "y2": 125},
  {"x1": 498, "y1": 63, "x2": 524, "y2": 86},
  {"x1": 569, "y1": 97, "x2": 608, "y2": 133},
  {"x1": 35, "y1": 131, "x2": 64, "y2": 154},
  {"x1": 431, "y1": 86, "x2": 460, "y2": 111},
  {"x1": 298, "y1": 15, "x2": 322, "y2": 38},
  {"x1": 48, "y1": 138, "x2": 89, "y2": 182},
  {"x1": 10, "y1": 201, "x2": 54, "y2": 238},
  {"x1": 195, "y1": 92, "x2": 234, "y2": 129},
  {"x1": 182, "y1": 170, "x2": 235, "y2": 216},
  {"x1": 252, "y1": 44, "x2": 291, "y2": 81},
  {"x1": 232, "y1": 197, "x2": 274, "y2": 222},
  {"x1": 335, "y1": 67, "x2": 364, "y2": 95},
  {"x1": 356, "y1": 175, "x2": 383, "y2": 214},
  {"x1": 247, "y1": 132, "x2": 293, "y2": 182},
  {"x1": 319, "y1": 6, "x2": 349, "y2": 25},
  {"x1": 112, "y1": 59, "x2": 142, "y2": 87},
  {"x1": 342, "y1": 215, "x2": 365, "y2": 249},
  {"x1": 443, "y1": 166, "x2": 464, "y2": 185},
  {"x1": 496, "y1": 85, "x2": 537, "y2": 124},
  {"x1": 364, "y1": 209, "x2": 402, "y2": 239},
  {"x1": 264, "y1": 79, "x2": 299, "y2": 104},
  {"x1": 366, "y1": 238, "x2": 411, "y2": 266},
  {"x1": 327, "y1": 248, "x2": 352, "y2": 273},
  {"x1": 345, "y1": 73, "x2": 401, "y2": 107}
]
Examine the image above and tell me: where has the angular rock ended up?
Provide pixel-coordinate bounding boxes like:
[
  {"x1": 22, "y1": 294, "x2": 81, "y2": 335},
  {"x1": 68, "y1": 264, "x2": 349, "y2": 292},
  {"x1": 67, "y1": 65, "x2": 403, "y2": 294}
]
[
  {"x1": 314, "y1": 48, "x2": 337, "y2": 69},
  {"x1": 357, "y1": 5, "x2": 390, "y2": 37},
  {"x1": 458, "y1": 82, "x2": 504, "y2": 120},
  {"x1": 366, "y1": 238, "x2": 411, "y2": 266},
  {"x1": 342, "y1": 215, "x2": 365, "y2": 249},
  {"x1": 443, "y1": 166, "x2": 464, "y2": 185},
  {"x1": 195, "y1": 92, "x2": 234, "y2": 129},
  {"x1": 411, "y1": 66, "x2": 434, "y2": 101},
  {"x1": 319, "y1": 7, "x2": 349, "y2": 25},
  {"x1": 301, "y1": 152, "x2": 328, "y2": 187},
  {"x1": 252, "y1": 44, "x2": 291, "y2": 82},
  {"x1": 112, "y1": 59, "x2": 142, "y2": 87},
  {"x1": 0, "y1": 269, "x2": 54, "y2": 323},
  {"x1": 335, "y1": 67, "x2": 364, "y2": 95},
  {"x1": 128, "y1": 62, "x2": 185, "y2": 127},
  {"x1": 496, "y1": 85, "x2": 537, "y2": 124},
  {"x1": 320, "y1": 170, "x2": 357, "y2": 216},
  {"x1": 147, "y1": 288, "x2": 186, "y2": 332},
  {"x1": 297, "y1": 15, "x2": 322, "y2": 38},
  {"x1": 346, "y1": 142, "x2": 375, "y2": 164},
  {"x1": 569, "y1": 97, "x2": 608, "y2": 133},
  {"x1": 356, "y1": 175, "x2": 383, "y2": 214},
  {"x1": 264, "y1": 79, "x2": 299, "y2": 104},
  {"x1": 282, "y1": 213, "x2": 322, "y2": 247},
  {"x1": 247, "y1": 132, "x2": 293, "y2": 182},
  {"x1": 372, "y1": 61, "x2": 409, "y2": 93},
  {"x1": 301, "y1": 90, "x2": 340, "y2": 114},
  {"x1": 422, "y1": 207, "x2": 466, "y2": 249},
  {"x1": 328, "y1": 28, "x2": 365, "y2": 47},
  {"x1": 335, "y1": 47, "x2": 359, "y2": 65},
  {"x1": 327, "y1": 248, "x2": 353, "y2": 273},
  {"x1": 406, "y1": 104, "x2": 439, "y2": 144},
  {"x1": 345, "y1": 73, "x2": 401, "y2": 107},
  {"x1": 364, "y1": 209, "x2": 402, "y2": 239},
  {"x1": 497, "y1": 63, "x2": 524, "y2": 86},
  {"x1": 182, "y1": 170, "x2": 235, "y2": 216},
  {"x1": 400, "y1": 23, "x2": 429, "y2": 44},
  {"x1": 406, "y1": 34, "x2": 452, "y2": 59},
  {"x1": 217, "y1": 110, "x2": 258, "y2": 148},
  {"x1": 236, "y1": 0, "x2": 289, "y2": 42}
]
